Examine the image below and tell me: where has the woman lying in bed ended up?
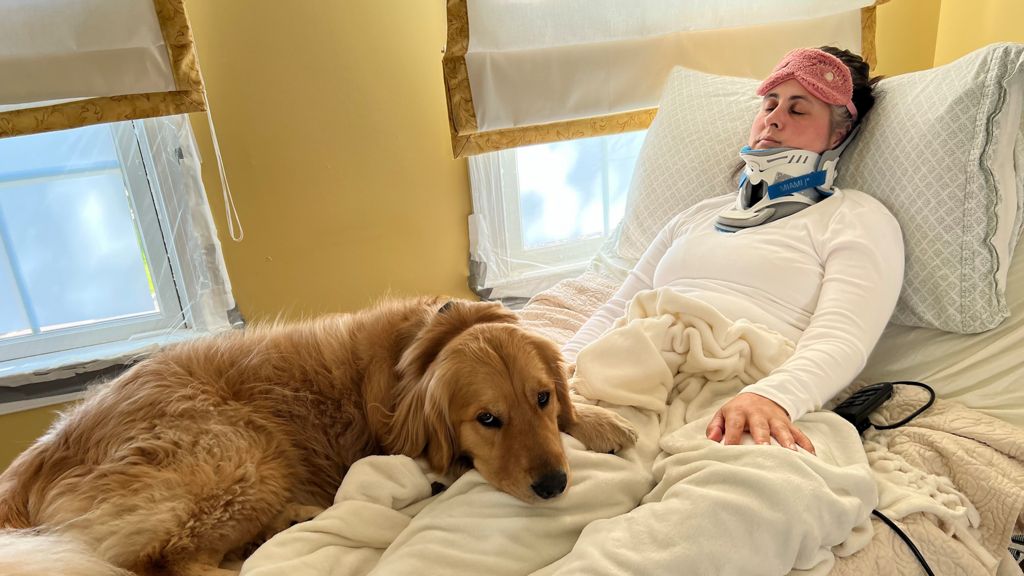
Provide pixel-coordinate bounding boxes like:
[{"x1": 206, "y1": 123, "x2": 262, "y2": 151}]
[
  {"x1": 556, "y1": 46, "x2": 905, "y2": 573},
  {"x1": 566, "y1": 46, "x2": 899, "y2": 454}
]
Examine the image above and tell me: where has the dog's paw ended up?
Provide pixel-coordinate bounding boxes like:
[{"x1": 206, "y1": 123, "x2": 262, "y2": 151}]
[{"x1": 565, "y1": 402, "x2": 638, "y2": 454}]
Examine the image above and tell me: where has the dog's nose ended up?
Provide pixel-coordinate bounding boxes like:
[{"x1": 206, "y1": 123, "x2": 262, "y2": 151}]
[{"x1": 531, "y1": 470, "x2": 567, "y2": 499}]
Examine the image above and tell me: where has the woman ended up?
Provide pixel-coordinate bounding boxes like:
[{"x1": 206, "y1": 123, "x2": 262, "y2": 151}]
[
  {"x1": 534, "y1": 47, "x2": 904, "y2": 575},
  {"x1": 564, "y1": 46, "x2": 902, "y2": 456}
]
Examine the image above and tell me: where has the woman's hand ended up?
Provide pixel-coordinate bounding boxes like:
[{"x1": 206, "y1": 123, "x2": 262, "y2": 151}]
[{"x1": 705, "y1": 392, "x2": 815, "y2": 454}]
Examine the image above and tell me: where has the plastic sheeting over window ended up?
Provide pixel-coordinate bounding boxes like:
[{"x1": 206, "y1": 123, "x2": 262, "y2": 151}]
[
  {"x1": 0, "y1": 115, "x2": 234, "y2": 409},
  {"x1": 469, "y1": 132, "x2": 645, "y2": 302},
  {"x1": 443, "y1": 0, "x2": 879, "y2": 157},
  {"x1": 138, "y1": 115, "x2": 235, "y2": 335}
]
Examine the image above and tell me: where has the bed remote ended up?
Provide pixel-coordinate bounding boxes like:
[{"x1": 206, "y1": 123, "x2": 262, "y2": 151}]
[{"x1": 832, "y1": 382, "x2": 893, "y2": 435}]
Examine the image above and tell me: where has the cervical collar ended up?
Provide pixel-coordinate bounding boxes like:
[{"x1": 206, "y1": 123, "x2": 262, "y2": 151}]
[{"x1": 715, "y1": 125, "x2": 859, "y2": 233}]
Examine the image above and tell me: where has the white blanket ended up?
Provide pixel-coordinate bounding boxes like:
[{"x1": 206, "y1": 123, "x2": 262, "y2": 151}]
[{"x1": 240, "y1": 289, "x2": 977, "y2": 576}]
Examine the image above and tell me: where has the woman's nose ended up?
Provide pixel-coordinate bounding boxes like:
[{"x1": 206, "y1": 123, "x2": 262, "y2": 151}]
[{"x1": 765, "y1": 109, "x2": 782, "y2": 128}]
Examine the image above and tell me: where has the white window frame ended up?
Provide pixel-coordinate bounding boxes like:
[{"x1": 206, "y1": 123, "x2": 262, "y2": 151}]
[
  {"x1": 468, "y1": 133, "x2": 642, "y2": 299},
  {"x1": 0, "y1": 117, "x2": 232, "y2": 391},
  {"x1": 500, "y1": 150, "x2": 610, "y2": 271},
  {"x1": 0, "y1": 123, "x2": 189, "y2": 362}
]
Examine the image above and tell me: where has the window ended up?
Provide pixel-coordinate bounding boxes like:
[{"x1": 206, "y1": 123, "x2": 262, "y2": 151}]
[
  {"x1": 0, "y1": 123, "x2": 182, "y2": 361},
  {"x1": 0, "y1": 117, "x2": 233, "y2": 382},
  {"x1": 468, "y1": 131, "x2": 646, "y2": 300}
]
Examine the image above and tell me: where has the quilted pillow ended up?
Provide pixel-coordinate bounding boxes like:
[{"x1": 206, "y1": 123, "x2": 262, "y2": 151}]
[{"x1": 613, "y1": 43, "x2": 1024, "y2": 334}]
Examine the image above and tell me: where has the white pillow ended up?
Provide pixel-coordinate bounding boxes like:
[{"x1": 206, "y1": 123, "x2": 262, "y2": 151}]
[{"x1": 613, "y1": 43, "x2": 1024, "y2": 334}]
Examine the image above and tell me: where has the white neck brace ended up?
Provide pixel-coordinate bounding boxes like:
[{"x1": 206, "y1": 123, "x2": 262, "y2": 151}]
[{"x1": 715, "y1": 126, "x2": 860, "y2": 233}]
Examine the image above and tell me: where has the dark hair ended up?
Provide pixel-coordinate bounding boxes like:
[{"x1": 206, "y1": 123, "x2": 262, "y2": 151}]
[{"x1": 817, "y1": 45, "x2": 882, "y2": 123}]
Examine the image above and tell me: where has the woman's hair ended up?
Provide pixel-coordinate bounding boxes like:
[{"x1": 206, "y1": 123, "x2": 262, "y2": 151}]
[{"x1": 817, "y1": 46, "x2": 882, "y2": 135}]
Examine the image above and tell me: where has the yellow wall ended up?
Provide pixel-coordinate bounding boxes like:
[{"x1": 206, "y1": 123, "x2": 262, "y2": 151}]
[
  {"x1": 185, "y1": 0, "x2": 476, "y2": 321},
  {"x1": 0, "y1": 404, "x2": 66, "y2": 470},
  {"x1": 0, "y1": 2, "x2": 1019, "y2": 470},
  {"x1": 874, "y1": 0, "x2": 941, "y2": 76},
  {"x1": 934, "y1": 0, "x2": 1024, "y2": 65}
]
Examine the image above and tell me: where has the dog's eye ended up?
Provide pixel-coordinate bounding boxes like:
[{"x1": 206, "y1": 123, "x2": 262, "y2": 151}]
[
  {"x1": 537, "y1": 391, "x2": 550, "y2": 408},
  {"x1": 476, "y1": 412, "x2": 502, "y2": 428}
]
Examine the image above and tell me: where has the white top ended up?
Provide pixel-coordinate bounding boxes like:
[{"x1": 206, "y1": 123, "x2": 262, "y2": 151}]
[{"x1": 563, "y1": 188, "x2": 904, "y2": 422}]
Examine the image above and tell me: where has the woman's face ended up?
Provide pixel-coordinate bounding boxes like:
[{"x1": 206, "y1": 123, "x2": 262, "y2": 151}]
[{"x1": 748, "y1": 79, "x2": 842, "y2": 153}]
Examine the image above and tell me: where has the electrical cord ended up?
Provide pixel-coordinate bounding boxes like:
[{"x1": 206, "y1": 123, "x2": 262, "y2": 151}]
[
  {"x1": 869, "y1": 380, "x2": 936, "y2": 431},
  {"x1": 867, "y1": 380, "x2": 937, "y2": 576},
  {"x1": 871, "y1": 509, "x2": 936, "y2": 576}
]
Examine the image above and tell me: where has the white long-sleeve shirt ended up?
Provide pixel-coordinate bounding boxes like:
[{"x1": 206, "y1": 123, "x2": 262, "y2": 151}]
[{"x1": 563, "y1": 189, "x2": 904, "y2": 422}]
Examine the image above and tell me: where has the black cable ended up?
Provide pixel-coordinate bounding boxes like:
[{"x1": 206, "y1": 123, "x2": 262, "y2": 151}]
[
  {"x1": 870, "y1": 380, "x2": 935, "y2": 430},
  {"x1": 862, "y1": 381, "x2": 937, "y2": 575},
  {"x1": 872, "y1": 509, "x2": 935, "y2": 576}
]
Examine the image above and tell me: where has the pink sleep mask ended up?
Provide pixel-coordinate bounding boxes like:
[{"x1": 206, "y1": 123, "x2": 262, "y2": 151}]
[{"x1": 757, "y1": 48, "x2": 858, "y2": 120}]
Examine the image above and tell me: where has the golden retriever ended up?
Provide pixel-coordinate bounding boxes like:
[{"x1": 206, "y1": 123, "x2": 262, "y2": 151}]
[{"x1": 0, "y1": 297, "x2": 636, "y2": 576}]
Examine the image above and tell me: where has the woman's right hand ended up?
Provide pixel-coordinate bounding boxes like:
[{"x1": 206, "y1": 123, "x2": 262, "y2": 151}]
[{"x1": 705, "y1": 392, "x2": 815, "y2": 454}]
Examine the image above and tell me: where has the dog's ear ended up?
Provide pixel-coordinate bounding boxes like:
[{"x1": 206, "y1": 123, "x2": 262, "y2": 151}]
[
  {"x1": 384, "y1": 376, "x2": 429, "y2": 458},
  {"x1": 533, "y1": 334, "x2": 577, "y2": 430},
  {"x1": 398, "y1": 300, "x2": 518, "y2": 381},
  {"x1": 423, "y1": 385, "x2": 457, "y2": 475},
  {"x1": 385, "y1": 370, "x2": 458, "y2": 475}
]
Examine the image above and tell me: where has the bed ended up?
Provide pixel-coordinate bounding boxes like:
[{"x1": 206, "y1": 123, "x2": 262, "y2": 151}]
[{"x1": 238, "y1": 44, "x2": 1024, "y2": 576}]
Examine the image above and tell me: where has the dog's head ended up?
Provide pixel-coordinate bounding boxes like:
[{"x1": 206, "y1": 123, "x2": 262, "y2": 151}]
[{"x1": 387, "y1": 300, "x2": 575, "y2": 502}]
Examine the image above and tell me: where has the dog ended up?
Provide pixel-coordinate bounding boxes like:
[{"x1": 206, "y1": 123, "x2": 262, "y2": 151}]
[{"x1": 0, "y1": 297, "x2": 637, "y2": 576}]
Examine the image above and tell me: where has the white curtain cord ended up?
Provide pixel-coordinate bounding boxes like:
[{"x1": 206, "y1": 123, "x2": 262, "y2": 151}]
[
  {"x1": 191, "y1": 29, "x2": 244, "y2": 243},
  {"x1": 205, "y1": 106, "x2": 244, "y2": 242}
]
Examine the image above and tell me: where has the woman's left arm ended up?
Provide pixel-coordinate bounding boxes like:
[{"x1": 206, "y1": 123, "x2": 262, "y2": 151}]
[{"x1": 708, "y1": 193, "x2": 905, "y2": 451}]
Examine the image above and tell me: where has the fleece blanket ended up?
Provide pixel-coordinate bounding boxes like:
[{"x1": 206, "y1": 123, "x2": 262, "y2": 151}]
[
  {"x1": 240, "y1": 288, "x2": 998, "y2": 576},
  {"x1": 525, "y1": 274, "x2": 1024, "y2": 574}
]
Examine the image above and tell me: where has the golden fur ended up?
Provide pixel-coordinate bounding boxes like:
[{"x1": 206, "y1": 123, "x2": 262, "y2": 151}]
[{"x1": 0, "y1": 297, "x2": 636, "y2": 576}]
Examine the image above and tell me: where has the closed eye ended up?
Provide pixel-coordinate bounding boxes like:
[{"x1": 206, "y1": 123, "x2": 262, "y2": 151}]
[
  {"x1": 476, "y1": 412, "x2": 502, "y2": 428},
  {"x1": 537, "y1": 391, "x2": 550, "y2": 408}
]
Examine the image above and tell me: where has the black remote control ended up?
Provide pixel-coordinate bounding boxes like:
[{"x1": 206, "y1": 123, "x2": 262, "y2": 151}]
[{"x1": 832, "y1": 382, "x2": 893, "y2": 435}]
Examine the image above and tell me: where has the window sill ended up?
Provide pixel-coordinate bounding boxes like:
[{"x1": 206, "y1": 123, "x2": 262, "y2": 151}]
[{"x1": 0, "y1": 330, "x2": 212, "y2": 415}]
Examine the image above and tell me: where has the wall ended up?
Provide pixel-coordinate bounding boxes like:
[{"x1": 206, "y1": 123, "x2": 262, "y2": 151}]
[
  {"x1": 0, "y1": 405, "x2": 63, "y2": 470},
  {"x1": 874, "y1": 0, "x2": 941, "y2": 76},
  {"x1": 186, "y1": 0, "x2": 476, "y2": 321},
  {"x1": 933, "y1": 0, "x2": 1024, "y2": 65}
]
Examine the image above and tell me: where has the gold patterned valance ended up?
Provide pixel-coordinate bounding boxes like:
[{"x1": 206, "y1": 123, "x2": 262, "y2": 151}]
[
  {"x1": 443, "y1": 0, "x2": 885, "y2": 159},
  {"x1": 0, "y1": 0, "x2": 206, "y2": 139}
]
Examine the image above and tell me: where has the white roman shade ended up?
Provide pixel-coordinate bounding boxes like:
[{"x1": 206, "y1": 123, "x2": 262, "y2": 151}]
[
  {"x1": 0, "y1": 0, "x2": 206, "y2": 138},
  {"x1": 443, "y1": 0, "x2": 885, "y2": 158}
]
